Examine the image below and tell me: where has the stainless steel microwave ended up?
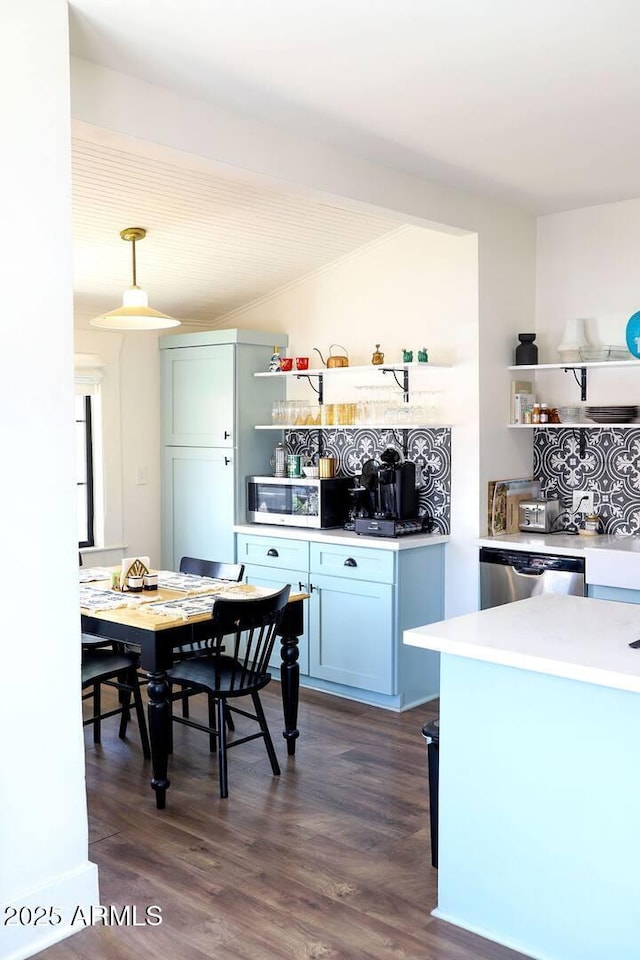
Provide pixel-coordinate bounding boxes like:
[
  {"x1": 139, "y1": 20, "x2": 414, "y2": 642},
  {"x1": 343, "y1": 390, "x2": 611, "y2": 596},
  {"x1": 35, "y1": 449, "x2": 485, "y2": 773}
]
[{"x1": 247, "y1": 475, "x2": 351, "y2": 528}]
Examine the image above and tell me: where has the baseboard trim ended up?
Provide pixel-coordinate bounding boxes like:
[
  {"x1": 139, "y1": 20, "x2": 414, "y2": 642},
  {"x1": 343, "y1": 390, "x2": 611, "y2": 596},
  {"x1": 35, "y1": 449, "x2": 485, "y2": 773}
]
[
  {"x1": 431, "y1": 907, "x2": 550, "y2": 960},
  {"x1": 2, "y1": 860, "x2": 99, "y2": 960}
]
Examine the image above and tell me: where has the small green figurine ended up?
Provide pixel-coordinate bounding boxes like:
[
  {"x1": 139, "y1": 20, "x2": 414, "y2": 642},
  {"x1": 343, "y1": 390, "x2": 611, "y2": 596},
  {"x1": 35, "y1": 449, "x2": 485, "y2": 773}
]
[
  {"x1": 418, "y1": 347, "x2": 429, "y2": 363},
  {"x1": 402, "y1": 348, "x2": 413, "y2": 363}
]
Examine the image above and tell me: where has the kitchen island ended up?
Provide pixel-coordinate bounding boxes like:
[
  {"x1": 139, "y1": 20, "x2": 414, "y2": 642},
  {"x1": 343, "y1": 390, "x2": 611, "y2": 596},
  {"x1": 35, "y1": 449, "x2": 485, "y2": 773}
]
[{"x1": 405, "y1": 594, "x2": 640, "y2": 960}]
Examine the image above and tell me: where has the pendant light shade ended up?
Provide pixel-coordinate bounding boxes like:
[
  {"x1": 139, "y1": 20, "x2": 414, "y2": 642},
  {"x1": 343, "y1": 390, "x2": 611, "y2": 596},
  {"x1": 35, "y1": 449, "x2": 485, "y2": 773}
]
[{"x1": 90, "y1": 228, "x2": 181, "y2": 330}]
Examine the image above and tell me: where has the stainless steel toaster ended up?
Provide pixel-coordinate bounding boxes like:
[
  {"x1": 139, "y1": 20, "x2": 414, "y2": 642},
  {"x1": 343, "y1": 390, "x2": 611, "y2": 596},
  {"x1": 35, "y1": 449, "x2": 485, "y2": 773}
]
[{"x1": 518, "y1": 498, "x2": 561, "y2": 533}]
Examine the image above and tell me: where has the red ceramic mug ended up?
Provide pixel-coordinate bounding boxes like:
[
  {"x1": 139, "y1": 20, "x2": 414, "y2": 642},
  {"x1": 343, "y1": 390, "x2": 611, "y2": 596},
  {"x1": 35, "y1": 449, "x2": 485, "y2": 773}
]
[
  {"x1": 279, "y1": 357, "x2": 293, "y2": 371},
  {"x1": 296, "y1": 357, "x2": 309, "y2": 371}
]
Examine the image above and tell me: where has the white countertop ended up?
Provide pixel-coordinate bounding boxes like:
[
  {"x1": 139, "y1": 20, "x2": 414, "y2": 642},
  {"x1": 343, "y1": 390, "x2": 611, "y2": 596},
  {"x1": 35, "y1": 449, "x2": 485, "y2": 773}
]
[
  {"x1": 477, "y1": 532, "x2": 640, "y2": 556},
  {"x1": 234, "y1": 523, "x2": 449, "y2": 551},
  {"x1": 404, "y1": 593, "x2": 640, "y2": 694}
]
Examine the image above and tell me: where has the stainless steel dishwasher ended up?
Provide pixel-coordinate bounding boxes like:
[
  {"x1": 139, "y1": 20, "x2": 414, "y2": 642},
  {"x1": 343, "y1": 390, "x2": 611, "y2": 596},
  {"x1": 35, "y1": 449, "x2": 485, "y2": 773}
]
[{"x1": 479, "y1": 547, "x2": 585, "y2": 610}]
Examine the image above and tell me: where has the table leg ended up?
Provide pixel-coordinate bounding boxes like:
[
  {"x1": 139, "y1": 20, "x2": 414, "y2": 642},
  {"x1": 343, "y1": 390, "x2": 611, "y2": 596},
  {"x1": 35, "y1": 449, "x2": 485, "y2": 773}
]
[
  {"x1": 279, "y1": 633, "x2": 300, "y2": 756},
  {"x1": 146, "y1": 672, "x2": 171, "y2": 809},
  {"x1": 278, "y1": 597, "x2": 304, "y2": 756}
]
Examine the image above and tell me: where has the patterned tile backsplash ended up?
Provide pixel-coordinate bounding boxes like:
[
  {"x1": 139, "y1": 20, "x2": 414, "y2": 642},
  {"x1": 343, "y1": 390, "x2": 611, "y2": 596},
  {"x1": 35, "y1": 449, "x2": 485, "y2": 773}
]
[
  {"x1": 534, "y1": 428, "x2": 640, "y2": 534},
  {"x1": 285, "y1": 427, "x2": 451, "y2": 534}
]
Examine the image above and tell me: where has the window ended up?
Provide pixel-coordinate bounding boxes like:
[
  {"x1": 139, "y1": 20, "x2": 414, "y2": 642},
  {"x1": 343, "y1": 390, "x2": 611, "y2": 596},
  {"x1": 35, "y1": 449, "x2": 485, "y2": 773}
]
[
  {"x1": 76, "y1": 394, "x2": 95, "y2": 547},
  {"x1": 75, "y1": 354, "x2": 103, "y2": 549},
  {"x1": 75, "y1": 353, "x2": 110, "y2": 552}
]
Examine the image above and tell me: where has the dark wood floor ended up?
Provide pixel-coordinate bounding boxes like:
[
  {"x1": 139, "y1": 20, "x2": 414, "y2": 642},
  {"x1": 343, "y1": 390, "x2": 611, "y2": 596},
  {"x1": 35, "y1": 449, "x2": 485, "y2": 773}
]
[{"x1": 36, "y1": 683, "x2": 528, "y2": 960}]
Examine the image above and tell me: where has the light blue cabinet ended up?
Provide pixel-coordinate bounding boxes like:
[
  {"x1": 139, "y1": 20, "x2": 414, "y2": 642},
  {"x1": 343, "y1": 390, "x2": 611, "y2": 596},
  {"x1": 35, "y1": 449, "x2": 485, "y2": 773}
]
[
  {"x1": 237, "y1": 531, "x2": 445, "y2": 709},
  {"x1": 588, "y1": 584, "x2": 640, "y2": 604},
  {"x1": 308, "y1": 540, "x2": 395, "y2": 693},
  {"x1": 309, "y1": 573, "x2": 394, "y2": 693},
  {"x1": 237, "y1": 533, "x2": 310, "y2": 673},
  {"x1": 161, "y1": 343, "x2": 235, "y2": 447},
  {"x1": 162, "y1": 446, "x2": 235, "y2": 570},
  {"x1": 160, "y1": 330, "x2": 287, "y2": 570}
]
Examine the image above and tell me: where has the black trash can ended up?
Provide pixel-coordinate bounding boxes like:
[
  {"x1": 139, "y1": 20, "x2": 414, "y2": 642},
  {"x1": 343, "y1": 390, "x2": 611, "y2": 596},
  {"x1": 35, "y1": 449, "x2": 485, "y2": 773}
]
[{"x1": 422, "y1": 718, "x2": 439, "y2": 869}]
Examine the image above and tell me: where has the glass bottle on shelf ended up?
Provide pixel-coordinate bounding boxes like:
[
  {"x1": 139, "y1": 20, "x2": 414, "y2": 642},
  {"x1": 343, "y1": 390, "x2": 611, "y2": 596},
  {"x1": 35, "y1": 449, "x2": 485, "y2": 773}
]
[{"x1": 268, "y1": 346, "x2": 281, "y2": 372}]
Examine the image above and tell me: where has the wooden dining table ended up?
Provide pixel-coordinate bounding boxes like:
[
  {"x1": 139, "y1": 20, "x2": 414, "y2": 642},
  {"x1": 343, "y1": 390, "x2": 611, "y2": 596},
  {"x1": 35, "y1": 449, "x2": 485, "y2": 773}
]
[{"x1": 80, "y1": 570, "x2": 306, "y2": 808}]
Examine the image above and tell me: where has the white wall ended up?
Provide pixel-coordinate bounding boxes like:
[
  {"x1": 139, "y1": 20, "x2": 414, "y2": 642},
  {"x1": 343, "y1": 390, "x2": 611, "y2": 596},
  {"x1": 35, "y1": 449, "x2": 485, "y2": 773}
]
[
  {"x1": 69, "y1": 58, "x2": 537, "y2": 617},
  {"x1": 536, "y1": 199, "x2": 640, "y2": 408},
  {"x1": 1, "y1": 3, "x2": 99, "y2": 959},
  {"x1": 218, "y1": 225, "x2": 471, "y2": 372}
]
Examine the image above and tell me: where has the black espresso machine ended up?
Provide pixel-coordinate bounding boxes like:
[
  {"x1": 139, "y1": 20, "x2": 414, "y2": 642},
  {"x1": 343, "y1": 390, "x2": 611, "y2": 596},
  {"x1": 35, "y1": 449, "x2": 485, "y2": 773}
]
[{"x1": 349, "y1": 448, "x2": 427, "y2": 537}]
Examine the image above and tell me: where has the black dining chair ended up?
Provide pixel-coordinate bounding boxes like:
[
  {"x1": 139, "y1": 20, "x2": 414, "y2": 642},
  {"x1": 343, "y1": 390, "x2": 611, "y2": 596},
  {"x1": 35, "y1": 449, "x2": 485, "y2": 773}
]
[
  {"x1": 176, "y1": 556, "x2": 245, "y2": 656},
  {"x1": 82, "y1": 647, "x2": 151, "y2": 759},
  {"x1": 174, "y1": 556, "x2": 245, "y2": 720},
  {"x1": 179, "y1": 556, "x2": 245, "y2": 582},
  {"x1": 168, "y1": 584, "x2": 290, "y2": 798}
]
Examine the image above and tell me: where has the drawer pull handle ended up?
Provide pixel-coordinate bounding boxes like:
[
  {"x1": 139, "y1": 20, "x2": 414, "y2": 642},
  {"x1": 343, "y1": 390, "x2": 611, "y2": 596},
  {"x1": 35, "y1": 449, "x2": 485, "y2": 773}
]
[
  {"x1": 224, "y1": 456, "x2": 231, "y2": 466},
  {"x1": 267, "y1": 548, "x2": 279, "y2": 558},
  {"x1": 298, "y1": 581, "x2": 306, "y2": 592},
  {"x1": 224, "y1": 430, "x2": 231, "y2": 439},
  {"x1": 344, "y1": 557, "x2": 357, "y2": 567}
]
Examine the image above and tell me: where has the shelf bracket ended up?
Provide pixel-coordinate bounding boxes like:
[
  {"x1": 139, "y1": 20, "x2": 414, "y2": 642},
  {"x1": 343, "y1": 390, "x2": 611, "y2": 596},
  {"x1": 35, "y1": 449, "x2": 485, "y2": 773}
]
[
  {"x1": 296, "y1": 372, "x2": 324, "y2": 405},
  {"x1": 381, "y1": 366, "x2": 410, "y2": 402},
  {"x1": 564, "y1": 365, "x2": 587, "y2": 402}
]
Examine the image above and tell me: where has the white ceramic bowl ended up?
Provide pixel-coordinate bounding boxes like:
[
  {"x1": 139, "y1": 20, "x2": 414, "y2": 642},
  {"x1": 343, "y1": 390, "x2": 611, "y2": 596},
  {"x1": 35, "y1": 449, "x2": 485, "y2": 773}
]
[{"x1": 303, "y1": 466, "x2": 319, "y2": 478}]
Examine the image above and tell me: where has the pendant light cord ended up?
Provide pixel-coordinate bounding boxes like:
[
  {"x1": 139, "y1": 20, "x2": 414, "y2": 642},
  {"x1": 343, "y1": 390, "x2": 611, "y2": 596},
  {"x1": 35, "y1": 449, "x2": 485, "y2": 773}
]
[{"x1": 131, "y1": 236, "x2": 137, "y2": 287}]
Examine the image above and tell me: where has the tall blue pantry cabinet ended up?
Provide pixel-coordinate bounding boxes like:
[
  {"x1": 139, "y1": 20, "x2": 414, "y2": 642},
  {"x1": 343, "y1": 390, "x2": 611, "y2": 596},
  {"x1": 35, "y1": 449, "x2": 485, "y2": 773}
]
[{"x1": 160, "y1": 329, "x2": 287, "y2": 570}]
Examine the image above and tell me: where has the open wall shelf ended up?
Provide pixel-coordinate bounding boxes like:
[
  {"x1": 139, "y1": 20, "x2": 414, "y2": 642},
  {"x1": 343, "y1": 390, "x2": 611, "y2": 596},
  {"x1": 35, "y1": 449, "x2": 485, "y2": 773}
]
[
  {"x1": 509, "y1": 422, "x2": 640, "y2": 429},
  {"x1": 255, "y1": 423, "x2": 450, "y2": 430},
  {"x1": 255, "y1": 361, "x2": 450, "y2": 379},
  {"x1": 508, "y1": 360, "x2": 640, "y2": 371}
]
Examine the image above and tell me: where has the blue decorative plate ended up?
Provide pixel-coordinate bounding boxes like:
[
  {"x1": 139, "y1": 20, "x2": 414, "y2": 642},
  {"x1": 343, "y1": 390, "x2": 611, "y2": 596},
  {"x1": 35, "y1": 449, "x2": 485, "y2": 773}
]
[{"x1": 625, "y1": 311, "x2": 640, "y2": 358}]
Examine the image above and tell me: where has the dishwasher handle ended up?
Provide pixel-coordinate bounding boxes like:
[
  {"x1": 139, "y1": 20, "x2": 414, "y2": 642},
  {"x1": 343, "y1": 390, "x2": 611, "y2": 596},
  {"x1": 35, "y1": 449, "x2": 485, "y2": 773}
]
[{"x1": 514, "y1": 565, "x2": 545, "y2": 576}]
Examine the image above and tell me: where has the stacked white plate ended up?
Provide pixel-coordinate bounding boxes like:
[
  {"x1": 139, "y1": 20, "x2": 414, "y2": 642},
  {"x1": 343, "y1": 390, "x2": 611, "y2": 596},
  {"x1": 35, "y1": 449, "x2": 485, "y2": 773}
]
[{"x1": 586, "y1": 405, "x2": 639, "y2": 424}]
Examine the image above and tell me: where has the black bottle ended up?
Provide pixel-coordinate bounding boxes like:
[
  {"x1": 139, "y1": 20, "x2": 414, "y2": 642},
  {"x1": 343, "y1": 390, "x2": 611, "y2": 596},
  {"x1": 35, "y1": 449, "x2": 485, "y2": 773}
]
[{"x1": 515, "y1": 333, "x2": 538, "y2": 365}]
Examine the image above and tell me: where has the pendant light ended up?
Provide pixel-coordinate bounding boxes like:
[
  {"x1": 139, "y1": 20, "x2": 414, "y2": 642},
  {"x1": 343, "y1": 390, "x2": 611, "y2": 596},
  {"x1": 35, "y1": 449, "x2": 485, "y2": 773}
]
[{"x1": 89, "y1": 227, "x2": 181, "y2": 330}]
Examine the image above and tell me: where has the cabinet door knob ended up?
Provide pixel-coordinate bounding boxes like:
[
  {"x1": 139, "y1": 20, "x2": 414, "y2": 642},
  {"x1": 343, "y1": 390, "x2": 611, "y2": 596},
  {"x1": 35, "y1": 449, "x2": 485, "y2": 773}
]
[
  {"x1": 224, "y1": 430, "x2": 231, "y2": 439},
  {"x1": 344, "y1": 557, "x2": 357, "y2": 567},
  {"x1": 267, "y1": 548, "x2": 279, "y2": 557},
  {"x1": 298, "y1": 581, "x2": 306, "y2": 592}
]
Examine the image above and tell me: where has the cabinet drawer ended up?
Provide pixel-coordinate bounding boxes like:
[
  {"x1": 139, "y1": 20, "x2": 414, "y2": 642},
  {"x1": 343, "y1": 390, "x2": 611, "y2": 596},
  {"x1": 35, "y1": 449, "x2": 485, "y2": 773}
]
[
  {"x1": 309, "y1": 542, "x2": 395, "y2": 584},
  {"x1": 237, "y1": 534, "x2": 309, "y2": 571}
]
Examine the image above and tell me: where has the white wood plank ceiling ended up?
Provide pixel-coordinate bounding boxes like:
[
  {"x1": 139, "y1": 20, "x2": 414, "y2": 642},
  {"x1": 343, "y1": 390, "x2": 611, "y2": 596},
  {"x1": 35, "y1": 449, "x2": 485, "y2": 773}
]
[{"x1": 71, "y1": 136, "x2": 404, "y2": 327}]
